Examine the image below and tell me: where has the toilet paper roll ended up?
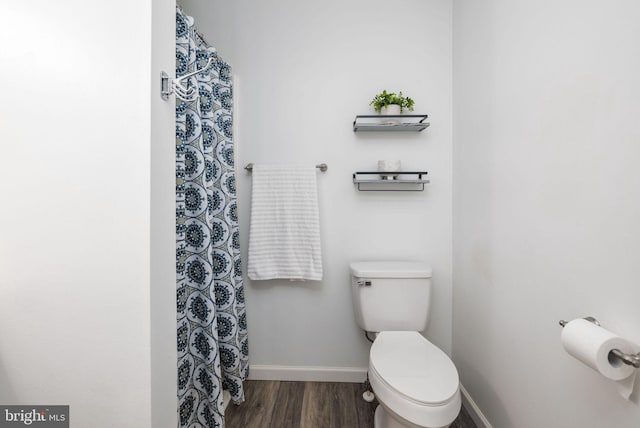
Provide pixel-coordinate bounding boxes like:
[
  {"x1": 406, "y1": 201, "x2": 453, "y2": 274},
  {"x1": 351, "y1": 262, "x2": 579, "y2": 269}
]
[{"x1": 561, "y1": 319, "x2": 636, "y2": 381}]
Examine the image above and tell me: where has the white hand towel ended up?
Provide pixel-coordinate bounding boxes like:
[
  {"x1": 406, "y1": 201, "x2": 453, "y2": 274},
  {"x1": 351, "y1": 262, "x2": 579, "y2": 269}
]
[{"x1": 248, "y1": 165, "x2": 323, "y2": 281}]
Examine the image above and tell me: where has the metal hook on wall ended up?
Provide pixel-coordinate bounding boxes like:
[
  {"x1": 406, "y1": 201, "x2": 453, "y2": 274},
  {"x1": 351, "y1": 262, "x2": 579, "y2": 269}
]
[{"x1": 160, "y1": 57, "x2": 214, "y2": 101}]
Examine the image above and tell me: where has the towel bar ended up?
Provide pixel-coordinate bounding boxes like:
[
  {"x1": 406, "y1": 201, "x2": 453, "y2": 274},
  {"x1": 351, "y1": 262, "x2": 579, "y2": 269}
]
[{"x1": 244, "y1": 163, "x2": 328, "y2": 172}]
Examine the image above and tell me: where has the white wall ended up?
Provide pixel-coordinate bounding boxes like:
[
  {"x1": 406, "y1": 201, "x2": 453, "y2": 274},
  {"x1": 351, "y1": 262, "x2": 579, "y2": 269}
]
[
  {"x1": 0, "y1": 1, "x2": 158, "y2": 426},
  {"x1": 179, "y1": 0, "x2": 453, "y2": 373},
  {"x1": 151, "y1": 0, "x2": 179, "y2": 427},
  {"x1": 453, "y1": 1, "x2": 640, "y2": 427}
]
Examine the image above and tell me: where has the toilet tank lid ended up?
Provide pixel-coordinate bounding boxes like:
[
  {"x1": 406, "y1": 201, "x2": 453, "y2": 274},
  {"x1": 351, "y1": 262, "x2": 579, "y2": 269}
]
[{"x1": 350, "y1": 261, "x2": 432, "y2": 278}]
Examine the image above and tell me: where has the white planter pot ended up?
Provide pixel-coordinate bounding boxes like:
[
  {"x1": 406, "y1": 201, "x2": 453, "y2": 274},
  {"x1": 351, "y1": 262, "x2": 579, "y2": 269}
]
[{"x1": 380, "y1": 104, "x2": 401, "y2": 124}]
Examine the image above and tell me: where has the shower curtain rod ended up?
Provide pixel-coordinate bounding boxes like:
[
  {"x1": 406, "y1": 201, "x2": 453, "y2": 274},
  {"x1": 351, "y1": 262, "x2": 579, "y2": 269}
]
[
  {"x1": 195, "y1": 30, "x2": 210, "y2": 47},
  {"x1": 177, "y1": 5, "x2": 212, "y2": 46}
]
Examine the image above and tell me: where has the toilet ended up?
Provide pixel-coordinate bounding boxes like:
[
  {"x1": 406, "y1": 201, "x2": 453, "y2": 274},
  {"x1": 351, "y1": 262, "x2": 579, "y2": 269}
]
[{"x1": 350, "y1": 261, "x2": 461, "y2": 428}]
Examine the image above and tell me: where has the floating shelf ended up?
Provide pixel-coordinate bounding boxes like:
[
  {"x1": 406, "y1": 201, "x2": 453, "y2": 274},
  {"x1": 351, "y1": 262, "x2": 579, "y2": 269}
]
[
  {"x1": 353, "y1": 115, "x2": 430, "y2": 132},
  {"x1": 353, "y1": 171, "x2": 429, "y2": 191}
]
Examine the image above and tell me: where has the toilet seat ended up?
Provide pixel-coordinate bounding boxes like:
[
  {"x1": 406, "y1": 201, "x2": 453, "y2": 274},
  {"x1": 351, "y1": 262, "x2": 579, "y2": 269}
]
[
  {"x1": 369, "y1": 331, "x2": 461, "y2": 427},
  {"x1": 371, "y1": 331, "x2": 459, "y2": 405}
]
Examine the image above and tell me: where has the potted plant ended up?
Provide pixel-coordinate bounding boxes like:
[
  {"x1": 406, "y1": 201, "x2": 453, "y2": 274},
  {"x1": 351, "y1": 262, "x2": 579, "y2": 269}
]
[{"x1": 370, "y1": 90, "x2": 415, "y2": 124}]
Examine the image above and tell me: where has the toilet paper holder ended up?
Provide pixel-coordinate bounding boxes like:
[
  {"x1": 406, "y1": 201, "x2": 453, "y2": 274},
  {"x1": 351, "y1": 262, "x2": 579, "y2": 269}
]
[{"x1": 559, "y1": 316, "x2": 640, "y2": 368}]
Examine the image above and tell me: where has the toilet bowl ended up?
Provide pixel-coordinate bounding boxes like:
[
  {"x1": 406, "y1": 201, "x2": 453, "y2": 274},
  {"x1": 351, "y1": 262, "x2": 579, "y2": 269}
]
[
  {"x1": 349, "y1": 261, "x2": 461, "y2": 428},
  {"x1": 369, "y1": 331, "x2": 460, "y2": 428}
]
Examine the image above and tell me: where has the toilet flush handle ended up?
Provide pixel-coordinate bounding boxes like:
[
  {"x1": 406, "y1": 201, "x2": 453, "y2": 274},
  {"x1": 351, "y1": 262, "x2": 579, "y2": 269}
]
[{"x1": 357, "y1": 280, "x2": 372, "y2": 287}]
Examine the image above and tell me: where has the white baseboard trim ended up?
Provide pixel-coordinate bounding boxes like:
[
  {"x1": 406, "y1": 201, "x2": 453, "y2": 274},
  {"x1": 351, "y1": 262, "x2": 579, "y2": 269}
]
[
  {"x1": 248, "y1": 364, "x2": 368, "y2": 383},
  {"x1": 460, "y1": 384, "x2": 492, "y2": 428}
]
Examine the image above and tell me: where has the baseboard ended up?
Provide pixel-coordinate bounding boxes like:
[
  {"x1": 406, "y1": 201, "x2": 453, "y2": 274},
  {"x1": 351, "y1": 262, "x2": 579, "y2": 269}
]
[
  {"x1": 460, "y1": 384, "x2": 492, "y2": 428},
  {"x1": 248, "y1": 364, "x2": 368, "y2": 383}
]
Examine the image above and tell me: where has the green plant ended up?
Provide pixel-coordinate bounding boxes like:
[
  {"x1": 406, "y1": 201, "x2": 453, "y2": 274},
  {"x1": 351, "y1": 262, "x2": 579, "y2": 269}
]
[{"x1": 370, "y1": 90, "x2": 415, "y2": 113}]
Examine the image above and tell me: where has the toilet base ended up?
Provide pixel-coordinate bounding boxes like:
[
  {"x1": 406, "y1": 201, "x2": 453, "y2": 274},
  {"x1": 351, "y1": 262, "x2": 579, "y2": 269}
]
[{"x1": 375, "y1": 404, "x2": 452, "y2": 428}]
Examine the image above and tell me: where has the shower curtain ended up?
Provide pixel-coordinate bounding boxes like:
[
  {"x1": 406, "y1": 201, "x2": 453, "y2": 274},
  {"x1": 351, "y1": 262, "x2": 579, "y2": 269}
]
[{"x1": 175, "y1": 9, "x2": 248, "y2": 428}]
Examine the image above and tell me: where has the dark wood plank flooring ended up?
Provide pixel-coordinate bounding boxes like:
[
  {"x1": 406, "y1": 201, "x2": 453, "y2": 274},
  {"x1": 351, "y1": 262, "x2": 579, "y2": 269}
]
[{"x1": 226, "y1": 380, "x2": 477, "y2": 428}]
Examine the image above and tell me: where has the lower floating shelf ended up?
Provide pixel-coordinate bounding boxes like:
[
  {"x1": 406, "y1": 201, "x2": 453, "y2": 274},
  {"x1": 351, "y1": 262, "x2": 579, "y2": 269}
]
[{"x1": 352, "y1": 171, "x2": 429, "y2": 191}]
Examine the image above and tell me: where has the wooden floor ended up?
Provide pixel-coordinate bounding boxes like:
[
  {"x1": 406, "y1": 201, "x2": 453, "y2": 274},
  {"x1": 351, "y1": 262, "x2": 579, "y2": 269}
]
[{"x1": 226, "y1": 380, "x2": 478, "y2": 428}]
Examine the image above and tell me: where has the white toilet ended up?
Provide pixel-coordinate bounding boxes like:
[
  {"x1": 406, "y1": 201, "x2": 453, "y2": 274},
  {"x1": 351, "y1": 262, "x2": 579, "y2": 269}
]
[{"x1": 350, "y1": 261, "x2": 461, "y2": 428}]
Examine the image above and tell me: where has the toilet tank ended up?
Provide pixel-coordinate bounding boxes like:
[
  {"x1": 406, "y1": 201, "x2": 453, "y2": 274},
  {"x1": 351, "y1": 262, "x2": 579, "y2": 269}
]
[{"x1": 350, "y1": 261, "x2": 432, "y2": 333}]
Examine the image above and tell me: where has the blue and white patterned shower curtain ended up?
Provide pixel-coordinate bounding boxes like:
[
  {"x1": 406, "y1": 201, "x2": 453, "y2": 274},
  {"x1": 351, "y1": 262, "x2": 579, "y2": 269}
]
[{"x1": 175, "y1": 9, "x2": 248, "y2": 428}]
